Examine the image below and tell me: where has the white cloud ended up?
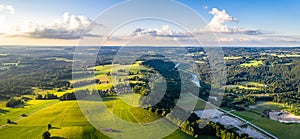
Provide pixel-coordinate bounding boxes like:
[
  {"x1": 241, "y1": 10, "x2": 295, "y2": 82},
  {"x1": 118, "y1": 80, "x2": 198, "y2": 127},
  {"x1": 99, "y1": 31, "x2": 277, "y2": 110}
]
[
  {"x1": 0, "y1": 16, "x2": 5, "y2": 25},
  {"x1": 131, "y1": 25, "x2": 191, "y2": 38},
  {"x1": 10, "y1": 12, "x2": 101, "y2": 39},
  {"x1": 207, "y1": 8, "x2": 238, "y2": 32},
  {"x1": 0, "y1": 4, "x2": 15, "y2": 14}
]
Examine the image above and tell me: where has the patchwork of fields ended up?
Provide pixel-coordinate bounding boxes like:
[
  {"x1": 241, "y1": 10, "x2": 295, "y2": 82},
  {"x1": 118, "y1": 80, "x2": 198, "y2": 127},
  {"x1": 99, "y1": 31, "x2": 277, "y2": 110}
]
[{"x1": 0, "y1": 62, "x2": 198, "y2": 139}]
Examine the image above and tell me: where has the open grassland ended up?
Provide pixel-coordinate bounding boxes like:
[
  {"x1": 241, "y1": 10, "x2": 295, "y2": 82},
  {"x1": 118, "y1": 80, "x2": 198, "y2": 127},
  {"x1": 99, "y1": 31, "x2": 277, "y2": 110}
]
[
  {"x1": 239, "y1": 81, "x2": 266, "y2": 88},
  {"x1": 82, "y1": 94, "x2": 199, "y2": 139},
  {"x1": 225, "y1": 85, "x2": 260, "y2": 90},
  {"x1": 232, "y1": 101, "x2": 300, "y2": 139},
  {"x1": 0, "y1": 100, "x2": 109, "y2": 139},
  {"x1": 277, "y1": 54, "x2": 300, "y2": 58},
  {"x1": 224, "y1": 81, "x2": 267, "y2": 90},
  {"x1": 240, "y1": 60, "x2": 264, "y2": 67},
  {"x1": 0, "y1": 94, "x2": 195, "y2": 139},
  {"x1": 111, "y1": 94, "x2": 161, "y2": 123},
  {"x1": 0, "y1": 100, "x2": 58, "y2": 126}
]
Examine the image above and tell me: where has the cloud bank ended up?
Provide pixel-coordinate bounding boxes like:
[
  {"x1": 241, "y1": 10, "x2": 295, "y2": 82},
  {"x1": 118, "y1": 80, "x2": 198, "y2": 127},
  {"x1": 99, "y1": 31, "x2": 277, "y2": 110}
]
[
  {"x1": 131, "y1": 25, "x2": 192, "y2": 38},
  {"x1": 10, "y1": 12, "x2": 101, "y2": 39},
  {"x1": 0, "y1": 4, "x2": 15, "y2": 14}
]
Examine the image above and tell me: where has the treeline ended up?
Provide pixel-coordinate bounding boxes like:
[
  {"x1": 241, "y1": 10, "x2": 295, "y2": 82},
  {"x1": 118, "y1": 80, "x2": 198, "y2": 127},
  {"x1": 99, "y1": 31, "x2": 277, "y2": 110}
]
[
  {"x1": 71, "y1": 79, "x2": 100, "y2": 88},
  {"x1": 221, "y1": 93, "x2": 273, "y2": 109},
  {"x1": 59, "y1": 88, "x2": 118, "y2": 101}
]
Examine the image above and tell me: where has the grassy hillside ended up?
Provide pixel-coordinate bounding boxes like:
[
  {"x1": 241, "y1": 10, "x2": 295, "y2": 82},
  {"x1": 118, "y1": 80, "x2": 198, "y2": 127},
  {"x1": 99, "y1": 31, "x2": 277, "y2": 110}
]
[
  {"x1": 0, "y1": 95, "x2": 199, "y2": 139},
  {"x1": 0, "y1": 100, "x2": 58, "y2": 126},
  {"x1": 0, "y1": 100, "x2": 109, "y2": 139}
]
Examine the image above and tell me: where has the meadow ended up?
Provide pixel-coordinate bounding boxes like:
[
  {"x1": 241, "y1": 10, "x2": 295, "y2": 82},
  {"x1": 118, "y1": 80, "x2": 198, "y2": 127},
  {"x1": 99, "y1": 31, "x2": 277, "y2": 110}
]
[
  {"x1": 0, "y1": 100, "x2": 58, "y2": 126},
  {"x1": 224, "y1": 81, "x2": 267, "y2": 91},
  {"x1": 0, "y1": 95, "x2": 198, "y2": 139},
  {"x1": 240, "y1": 60, "x2": 264, "y2": 67},
  {"x1": 0, "y1": 100, "x2": 108, "y2": 139}
]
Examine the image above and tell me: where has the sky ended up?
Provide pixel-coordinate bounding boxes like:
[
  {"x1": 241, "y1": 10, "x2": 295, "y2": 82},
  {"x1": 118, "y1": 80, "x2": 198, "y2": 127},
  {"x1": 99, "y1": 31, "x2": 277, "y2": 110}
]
[{"x1": 0, "y1": 0, "x2": 300, "y2": 46}]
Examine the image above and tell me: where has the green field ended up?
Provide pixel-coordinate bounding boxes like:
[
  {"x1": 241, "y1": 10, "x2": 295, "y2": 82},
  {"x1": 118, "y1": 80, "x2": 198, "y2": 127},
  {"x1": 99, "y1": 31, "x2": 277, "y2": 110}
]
[
  {"x1": 224, "y1": 81, "x2": 267, "y2": 90},
  {"x1": 0, "y1": 100, "x2": 58, "y2": 126},
  {"x1": 232, "y1": 101, "x2": 300, "y2": 139},
  {"x1": 240, "y1": 60, "x2": 264, "y2": 67},
  {"x1": 224, "y1": 85, "x2": 260, "y2": 90},
  {"x1": 277, "y1": 54, "x2": 300, "y2": 58},
  {"x1": 239, "y1": 81, "x2": 266, "y2": 88},
  {"x1": 0, "y1": 94, "x2": 200, "y2": 139},
  {"x1": 0, "y1": 100, "x2": 109, "y2": 139}
]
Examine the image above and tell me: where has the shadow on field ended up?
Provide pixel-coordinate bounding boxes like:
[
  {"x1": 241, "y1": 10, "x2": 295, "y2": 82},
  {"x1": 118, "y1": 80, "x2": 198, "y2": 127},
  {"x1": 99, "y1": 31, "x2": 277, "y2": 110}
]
[
  {"x1": 8, "y1": 121, "x2": 17, "y2": 125},
  {"x1": 0, "y1": 108, "x2": 9, "y2": 114},
  {"x1": 112, "y1": 129, "x2": 122, "y2": 133},
  {"x1": 83, "y1": 95, "x2": 117, "y2": 102},
  {"x1": 50, "y1": 127, "x2": 61, "y2": 129},
  {"x1": 102, "y1": 128, "x2": 122, "y2": 133},
  {"x1": 50, "y1": 136, "x2": 67, "y2": 139},
  {"x1": 101, "y1": 97, "x2": 117, "y2": 101}
]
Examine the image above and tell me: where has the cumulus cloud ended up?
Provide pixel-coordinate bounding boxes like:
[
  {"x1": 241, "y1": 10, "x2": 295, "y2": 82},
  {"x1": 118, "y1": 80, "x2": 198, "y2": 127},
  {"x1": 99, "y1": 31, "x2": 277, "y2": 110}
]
[
  {"x1": 205, "y1": 8, "x2": 262, "y2": 36},
  {"x1": 0, "y1": 16, "x2": 5, "y2": 24},
  {"x1": 10, "y1": 12, "x2": 101, "y2": 39},
  {"x1": 0, "y1": 4, "x2": 15, "y2": 14},
  {"x1": 131, "y1": 25, "x2": 192, "y2": 38},
  {"x1": 207, "y1": 8, "x2": 238, "y2": 32}
]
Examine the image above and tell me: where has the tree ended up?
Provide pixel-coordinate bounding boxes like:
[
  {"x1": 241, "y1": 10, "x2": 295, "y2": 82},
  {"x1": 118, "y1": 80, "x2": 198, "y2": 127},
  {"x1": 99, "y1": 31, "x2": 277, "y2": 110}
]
[
  {"x1": 48, "y1": 124, "x2": 52, "y2": 130},
  {"x1": 42, "y1": 131, "x2": 51, "y2": 139},
  {"x1": 7, "y1": 119, "x2": 11, "y2": 124},
  {"x1": 36, "y1": 94, "x2": 43, "y2": 100},
  {"x1": 6, "y1": 98, "x2": 24, "y2": 107},
  {"x1": 298, "y1": 84, "x2": 300, "y2": 94}
]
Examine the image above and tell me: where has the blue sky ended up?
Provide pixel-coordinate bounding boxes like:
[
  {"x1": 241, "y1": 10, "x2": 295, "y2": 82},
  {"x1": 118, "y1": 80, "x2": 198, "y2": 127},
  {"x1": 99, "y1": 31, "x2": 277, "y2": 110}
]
[
  {"x1": 179, "y1": 0, "x2": 300, "y2": 35},
  {"x1": 0, "y1": 0, "x2": 299, "y2": 46}
]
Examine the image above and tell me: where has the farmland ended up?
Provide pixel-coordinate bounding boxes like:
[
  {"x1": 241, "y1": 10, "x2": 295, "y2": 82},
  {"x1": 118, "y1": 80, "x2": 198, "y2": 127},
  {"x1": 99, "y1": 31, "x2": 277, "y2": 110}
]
[
  {"x1": 240, "y1": 60, "x2": 264, "y2": 67},
  {"x1": 0, "y1": 96, "x2": 197, "y2": 139},
  {"x1": 0, "y1": 58, "x2": 197, "y2": 139},
  {"x1": 1, "y1": 46, "x2": 300, "y2": 138},
  {"x1": 0, "y1": 100, "x2": 109, "y2": 139}
]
